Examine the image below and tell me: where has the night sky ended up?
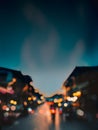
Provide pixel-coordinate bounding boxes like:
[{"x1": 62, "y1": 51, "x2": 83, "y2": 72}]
[{"x1": 0, "y1": 0, "x2": 98, "y2": 95}]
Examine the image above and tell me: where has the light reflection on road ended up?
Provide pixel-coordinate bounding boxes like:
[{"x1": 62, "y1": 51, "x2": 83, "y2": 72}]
[
  {"x1": 2, "y1": 103, "x2": 94, "y2": 130},
  {"x1": 2, "y1": 103, "x2": 61, "y2": 130},
  {"x1": 55, "y1": 108, "x2": 60, "y2": 130},
  {"x1": 33, "y1": 103, "x2": 52, "y2": 130},
  {"x1": 33, "y1": 103, "x2": 60, "y2": 130}
]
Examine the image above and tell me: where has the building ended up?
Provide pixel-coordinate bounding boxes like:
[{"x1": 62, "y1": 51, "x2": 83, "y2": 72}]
[
  {"x1": 0, "y1": 67, "x2": 35, "y2": 114},
  {"x1": 63, "y1": 66, "x2": 98, "y2": 120},
  {"x1": 0, "y1": 67, "x2": 34, "y2": 97}
]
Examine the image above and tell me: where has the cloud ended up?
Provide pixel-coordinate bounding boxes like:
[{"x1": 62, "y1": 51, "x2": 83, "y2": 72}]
[
  {"x1": 20, "y1": 3, "x2": 88, "y2": 96},
  {"x1": 20, "y1": 3, "x2": 61, "y2": 95},
  {"x1": 40, "y1": 28, "x2": 59, "y2": 66},
  {"x1": 68, "y1": 40, "x2": 85, "y2": 67},
  {"x1": 21, "y1": 3, "x2": 59, "y2": 70},
  {"x1": 21, "y1": 38, "x2": 86, "y2": 95},
  {"x1": 21, "y1": 38, "x2": 37, "y2": 70},
  {"x1": 23, "y1": 3, "x2": 47, "y2": 29}
]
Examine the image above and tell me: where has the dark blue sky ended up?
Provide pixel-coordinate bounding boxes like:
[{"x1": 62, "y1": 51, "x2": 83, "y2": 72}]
[{"x1": 0, "y1": 0, "x2": 98, "y2": 95}]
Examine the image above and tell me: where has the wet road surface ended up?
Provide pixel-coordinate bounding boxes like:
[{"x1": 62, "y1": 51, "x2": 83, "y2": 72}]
[{"x1": 2, "y1": 103, "x2": 95, "y2": 130}]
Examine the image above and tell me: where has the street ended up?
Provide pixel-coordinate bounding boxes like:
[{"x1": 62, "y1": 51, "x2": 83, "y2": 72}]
[{"x1": 2, "y1": 103, "x2": 95, "y2": 130}]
